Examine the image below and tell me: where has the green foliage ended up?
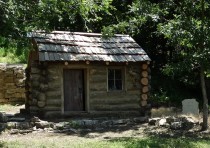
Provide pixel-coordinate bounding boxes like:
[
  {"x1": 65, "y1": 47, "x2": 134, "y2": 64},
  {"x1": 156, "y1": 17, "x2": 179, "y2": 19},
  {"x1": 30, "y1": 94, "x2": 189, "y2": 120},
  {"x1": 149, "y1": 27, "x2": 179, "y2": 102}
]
[
  {"x1": 151, "y1": 89, "x2": 169, "y2": 105},
  {"x1": 1, "y1": 0, "x2": 116, "y2": 37},
  {"x1": 0, "y1": 0, "x2": 209, "y2": 108},
  {"x1": 68, "y1": 121, "x2": 81, "y2": 129},
  {"x1": 0, "y1": 0, "x2": 116, "y2": 63},
  {"x1": 150, "y1": 73, "x2": 201, "y2": 107},
  {"x1": 0, "y1": 36, "x2": 28, "y2": 63},
  {"x1": 162, "y1": 62, "x2": 200, "y2": 86},
  {"x1": 102, "y1": 0, "x2": 162, "y2": 36},
  {"x1": 157, "y1": 0, "x2": 210, "y2": 71}
]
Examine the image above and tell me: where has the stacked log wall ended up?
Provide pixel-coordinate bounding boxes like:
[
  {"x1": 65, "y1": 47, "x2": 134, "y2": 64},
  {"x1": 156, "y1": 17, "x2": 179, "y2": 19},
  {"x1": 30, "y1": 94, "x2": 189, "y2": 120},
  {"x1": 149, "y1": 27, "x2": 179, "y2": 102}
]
[
  {"x1": 45, "y1": 64, "x2": 62, "y2": 115},
  {"x1": 0, "y1": 63, "x2": 25, "y2": 103},
  {"x1": 26, "y1": 62, "x2": 62, "y2": 116},
  {"x1": 89, "y1": 63, "x2": 142, "y2": 112},
  {"x1": 139, "y1": 62, "x2": 151, "y2": 116},
  {"x1": 27, "y1": 62, "x2": 150, "y2": 116}
]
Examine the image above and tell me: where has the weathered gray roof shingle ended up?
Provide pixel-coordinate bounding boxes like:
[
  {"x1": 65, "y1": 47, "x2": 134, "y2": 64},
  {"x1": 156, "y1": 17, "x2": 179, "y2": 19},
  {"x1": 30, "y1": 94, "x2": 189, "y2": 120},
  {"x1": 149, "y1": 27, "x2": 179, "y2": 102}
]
[{"x1": 30, "y1": 31, "x2": 151, "y2": 62}]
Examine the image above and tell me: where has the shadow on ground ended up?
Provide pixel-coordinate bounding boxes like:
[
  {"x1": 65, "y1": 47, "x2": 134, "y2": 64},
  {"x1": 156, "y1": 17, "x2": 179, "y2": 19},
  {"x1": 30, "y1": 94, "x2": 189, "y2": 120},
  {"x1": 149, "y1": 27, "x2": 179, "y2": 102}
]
[
  {"x1": 107, "y1": 136, "x2": 210, "y2": 148},
  {"x1": 1, "y1": 104, "x2": 210, "y2": 143}
]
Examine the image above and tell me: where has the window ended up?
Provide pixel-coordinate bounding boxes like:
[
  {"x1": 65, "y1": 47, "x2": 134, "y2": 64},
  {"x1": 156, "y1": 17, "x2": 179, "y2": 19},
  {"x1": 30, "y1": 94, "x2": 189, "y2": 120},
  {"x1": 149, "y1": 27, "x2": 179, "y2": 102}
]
[{"x1": 108, "y1": 69, "x2": 123, "y2": 91}]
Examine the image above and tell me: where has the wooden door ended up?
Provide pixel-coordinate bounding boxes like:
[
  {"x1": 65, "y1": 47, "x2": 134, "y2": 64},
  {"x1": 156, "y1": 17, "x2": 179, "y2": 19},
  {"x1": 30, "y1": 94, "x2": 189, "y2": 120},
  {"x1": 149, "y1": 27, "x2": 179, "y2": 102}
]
[{"x1": 63, "y1": 69, "x2": 85, "y2": 111}]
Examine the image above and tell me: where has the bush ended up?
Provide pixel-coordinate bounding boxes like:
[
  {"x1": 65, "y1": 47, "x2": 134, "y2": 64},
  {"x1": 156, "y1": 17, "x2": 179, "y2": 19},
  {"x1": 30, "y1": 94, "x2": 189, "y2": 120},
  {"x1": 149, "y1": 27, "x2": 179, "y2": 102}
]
[
  {"x1": 0, "y1": 36, "x2": 28, "y2": 64},
  {"x1": 150, "y1": 72, "x2": 201, "y2": 108}
]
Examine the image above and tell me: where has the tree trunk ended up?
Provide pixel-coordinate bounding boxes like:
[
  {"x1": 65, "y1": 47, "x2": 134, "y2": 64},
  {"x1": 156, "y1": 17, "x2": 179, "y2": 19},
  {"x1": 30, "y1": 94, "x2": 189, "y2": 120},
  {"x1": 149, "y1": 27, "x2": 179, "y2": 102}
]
[
  {"x1": 200, "y1": 0, "x2": 208, "y2": 131},
  {"x1": 200, "y1": 65, "x2": 208, "y2": 131}
]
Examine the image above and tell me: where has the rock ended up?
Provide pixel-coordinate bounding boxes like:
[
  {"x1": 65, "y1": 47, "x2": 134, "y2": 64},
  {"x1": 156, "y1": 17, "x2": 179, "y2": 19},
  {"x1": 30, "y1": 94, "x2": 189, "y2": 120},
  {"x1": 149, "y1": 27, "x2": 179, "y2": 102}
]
[
  {"x1": 0, "y1": 64, "x2": 25, "y2": 103},
  {"x1": 58, "y1": 128, "x2": 79, "y2": 134},
  {"x1": 170, "y1": 122, "x2": 182, "y2": 130},
  {"x1": 17, "y1": 122, "x2": 31, "y2": 129},
  {"x1": 37, "y1": 128, "x2": 45, "y2": 132},
  {"x1": 158, "y1": 118, "x2": 167, "y2": 126},
  {"x1": 7, "y1": 122, "x2": 30, "y2": 129},
  {"x1": 95, "y1": 127, "x2": 104, "y2": 131},
  {"x1": 100, "y1": 120, "x2": 113, "y2": 127},
  {"x1": 33, "y1": 126, "x2": 37, "y2": 131},
  {"x1": 69, "y1": 128, "x2": 78, "y2": 134},
  {"x1": 0, "y1": 112, "x2": 8, "y2": 122},
  {"x1": 35, "y1": 121, "x2": 50, "y2": 129},
  {"x1": 71, "y1": 120, "x2": 84, "y2": 127},
  {"x1": 181, "y1": 116, "x2": 195, "y2": 123},
  {"x1": 0, "y1": 123, "x2": 7, "y2": 131},
  {"x1": 133, "y1": 117, "x2": 148, "y2": 123},
  {"x1": 83, "y1": 120, "x2": 98, "y2": 126},
  {"x1": 166, "y1": 116, "x2": 179, "y2": 124},
  {"x1": 112, "y1": 119, "x2": 126, "y2": 125},
  {"x1": 10, "y1": 129, "x2": 32, "y2": 134},
  {"x1": 0, "y1": 63, "x2": 7, "y2": 71},
  {"x1": 10, "y1": 129, "x2": 19, "y2": 134},
  {"x1": 148, "y1": 117, "x2": 161, "y2": 125},
  {"x1": 6, "y1": 122, "x2": 17, "y2": 129},
  {"x1": 54, "y1": 123, "x2": 64, "y2": 130},
  {"x1": 181, "y1": 116, "x2": 195, "y2": 129},
  {"x1": 19, "y1": 130, "x2": 33, "y2": 134},
  {"x1": 5, "y1": 77, "x2": 14, "y2": 83},
  {"x1": 30, "y1": 116, "x2": 41, "y2": 122},
  {"x1": 44, "y1": 127, "x2": 53, "y2": 132}
]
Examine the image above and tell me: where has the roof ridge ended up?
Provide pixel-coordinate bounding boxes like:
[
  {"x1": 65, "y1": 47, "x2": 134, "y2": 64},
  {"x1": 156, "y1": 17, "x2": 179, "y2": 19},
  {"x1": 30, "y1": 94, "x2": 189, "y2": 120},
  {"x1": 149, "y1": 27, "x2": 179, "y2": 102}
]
[{"x1": 29, "y1": 31, "x2": 130, "y2": 37}]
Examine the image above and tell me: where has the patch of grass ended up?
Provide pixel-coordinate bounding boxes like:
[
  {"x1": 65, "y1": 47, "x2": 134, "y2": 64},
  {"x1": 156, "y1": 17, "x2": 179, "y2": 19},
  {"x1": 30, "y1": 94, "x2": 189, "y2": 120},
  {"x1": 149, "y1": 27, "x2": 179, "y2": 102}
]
[
  {"x1": 110, "y1": 137, "x2": 210, "y2": 148},
  {"x1": 0, "y1": 135, "x2": 125, "y2": 148},
  {"x1": 0, "y1": 36, "x2": 28, "y2": 64},
  {"x1": 0, "y1": 47, "x2": 27, "y2": 64},
  {"x1": 0, "y1": 134, "x2": 210, "y2": 148}
]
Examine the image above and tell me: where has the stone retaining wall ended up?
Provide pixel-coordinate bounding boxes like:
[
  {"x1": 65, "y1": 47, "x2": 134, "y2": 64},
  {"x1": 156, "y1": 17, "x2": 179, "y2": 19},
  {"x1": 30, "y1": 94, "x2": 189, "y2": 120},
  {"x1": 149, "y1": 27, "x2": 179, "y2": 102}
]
[{"x1": 0, "y1": 63, "x2": 26, "y2": 103}]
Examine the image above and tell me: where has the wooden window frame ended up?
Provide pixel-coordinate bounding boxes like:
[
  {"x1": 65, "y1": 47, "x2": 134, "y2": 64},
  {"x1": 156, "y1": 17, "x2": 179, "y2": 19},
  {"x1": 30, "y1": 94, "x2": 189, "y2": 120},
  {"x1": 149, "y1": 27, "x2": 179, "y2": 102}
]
[{"x1": 107, "y1": 67, "x2": 125, "y2": 92}]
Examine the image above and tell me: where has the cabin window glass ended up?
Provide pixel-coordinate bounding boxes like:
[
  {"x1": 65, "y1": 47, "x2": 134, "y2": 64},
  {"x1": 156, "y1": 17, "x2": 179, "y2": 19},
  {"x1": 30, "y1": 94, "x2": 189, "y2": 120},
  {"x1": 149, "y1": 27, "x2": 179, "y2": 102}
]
[{"x1": 108, "y1": 69, "x2": 123, "y2": 90}]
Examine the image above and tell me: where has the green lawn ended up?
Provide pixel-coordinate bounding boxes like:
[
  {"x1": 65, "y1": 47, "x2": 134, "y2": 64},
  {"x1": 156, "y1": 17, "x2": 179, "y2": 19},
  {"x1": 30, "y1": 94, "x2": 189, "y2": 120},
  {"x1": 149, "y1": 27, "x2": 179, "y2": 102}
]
[
  {"x1": 0, "y1": 135, "x2": 210, "y2": 148},
  {"x1": 112, "y1": 137, "x2": 210, "y2": 148}
]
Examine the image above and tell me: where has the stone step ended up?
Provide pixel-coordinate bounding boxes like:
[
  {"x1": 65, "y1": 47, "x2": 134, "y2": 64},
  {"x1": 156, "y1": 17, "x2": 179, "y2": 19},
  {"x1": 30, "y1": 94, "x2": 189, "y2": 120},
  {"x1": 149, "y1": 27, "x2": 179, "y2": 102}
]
[
  {"x1": 67, "y1": 116, "x2": 148, "y2": 128},
  {"x1": 7, "y1": 121, "x2": 30, "y2": 130},
  {"x1": 9, "y1": 117, "x2": 26, "y2": 122},
  {"x1": 5, "y1": 114, "x2": 15, "y2": 118}
]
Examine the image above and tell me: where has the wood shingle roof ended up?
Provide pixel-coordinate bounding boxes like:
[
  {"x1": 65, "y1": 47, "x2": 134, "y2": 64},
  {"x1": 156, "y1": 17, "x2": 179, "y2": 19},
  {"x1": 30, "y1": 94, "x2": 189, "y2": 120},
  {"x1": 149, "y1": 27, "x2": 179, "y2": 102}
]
[{"x1": 30, "y1": 31, "x2": 151, "y2": 62}]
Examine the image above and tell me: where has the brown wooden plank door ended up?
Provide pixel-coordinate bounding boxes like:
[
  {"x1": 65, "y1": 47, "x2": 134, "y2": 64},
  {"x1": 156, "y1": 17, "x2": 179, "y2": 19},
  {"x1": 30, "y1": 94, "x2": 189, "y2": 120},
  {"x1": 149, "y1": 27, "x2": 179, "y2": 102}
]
[{"x1": 63, "y1": 69, "x2": 85, "y2": 111}]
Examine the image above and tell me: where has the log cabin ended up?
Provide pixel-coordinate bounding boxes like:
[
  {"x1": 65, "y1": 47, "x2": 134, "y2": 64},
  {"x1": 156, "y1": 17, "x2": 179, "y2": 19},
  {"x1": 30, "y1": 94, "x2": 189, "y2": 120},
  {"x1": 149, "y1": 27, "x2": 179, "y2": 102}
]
[{"x1": 26, "y1": 31, "x2": 151, "y2": 118}]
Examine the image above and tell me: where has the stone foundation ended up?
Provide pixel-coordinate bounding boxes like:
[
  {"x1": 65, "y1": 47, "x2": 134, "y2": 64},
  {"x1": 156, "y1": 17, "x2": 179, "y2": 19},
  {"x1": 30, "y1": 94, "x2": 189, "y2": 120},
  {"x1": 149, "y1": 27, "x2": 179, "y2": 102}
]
[{"x1": 0, "y1": 63, "x2": 26, "y2": 103}]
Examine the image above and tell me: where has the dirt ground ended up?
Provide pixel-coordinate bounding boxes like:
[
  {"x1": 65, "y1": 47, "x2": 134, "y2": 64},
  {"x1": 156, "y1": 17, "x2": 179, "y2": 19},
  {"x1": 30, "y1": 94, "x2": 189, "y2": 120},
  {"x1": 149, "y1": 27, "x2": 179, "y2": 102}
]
[{"x1": 0, "y1": 104, "x2": 210, "y2": 143}]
